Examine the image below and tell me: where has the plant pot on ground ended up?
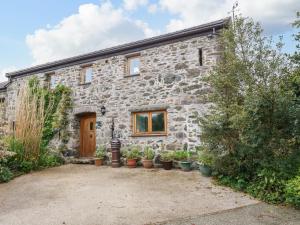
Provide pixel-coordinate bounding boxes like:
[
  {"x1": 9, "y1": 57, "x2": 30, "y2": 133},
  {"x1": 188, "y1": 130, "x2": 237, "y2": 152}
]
[
  {"x1": 125, "y1": 146, "x2": 141, "y2": 168},
  {"x1": 160, "y1": 151, "x2": 174, "y2": 170},
  {"x1": 197, "y1": 148, "x2": 214, "y2": 177},
  {"x1": 198, "y1": 164, "x2": 212, "y2": 176},
  {"x1": 94, "y1": 145, "x2": 106, "y2": 166},
  {"x1": 142, "y1": 146, "x2": 155, "y2": 169},
  {"x1": 174, "y1": 150, "x2": 192, "y2": 172}
]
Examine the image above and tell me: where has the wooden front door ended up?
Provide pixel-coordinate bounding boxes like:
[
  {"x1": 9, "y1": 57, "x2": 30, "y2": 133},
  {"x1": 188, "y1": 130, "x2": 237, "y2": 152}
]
[{"x1": 80, "y1": 114, "x2": 96, "y2": 157}]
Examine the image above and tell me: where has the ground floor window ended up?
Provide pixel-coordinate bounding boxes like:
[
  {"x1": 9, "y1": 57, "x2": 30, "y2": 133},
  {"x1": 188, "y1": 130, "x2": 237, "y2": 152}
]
[{"x1": 132, "y1": 110, "x2": 167, "y2": 136}]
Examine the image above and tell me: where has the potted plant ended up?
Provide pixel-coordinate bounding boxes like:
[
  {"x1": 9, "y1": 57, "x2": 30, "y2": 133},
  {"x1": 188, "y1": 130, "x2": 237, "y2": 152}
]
[
  {"x1": 173, "y1": 150, "x2": 185, "y2": 168},
  {"x1": 142, "y1": 146, "x2": 155, "y2": 169},
  {"x1": 160, "y1": 151, "x2": 174, "y2": 170},
  {"x1": 125, "y1": 146, "x2": 141, "y2": 168},
  {"x1": 94, "y1": 145, "x2": 106, "y2": 166},
  {"x1": 197, "y1": 149, "x2": 214, "y2": 176},
  {"x1": 179, "y1": 151, "x2": 192, "y2": 172}
]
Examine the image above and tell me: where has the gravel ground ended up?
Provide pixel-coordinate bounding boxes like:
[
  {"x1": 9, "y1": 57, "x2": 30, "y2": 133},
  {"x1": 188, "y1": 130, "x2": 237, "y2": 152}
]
[{"x1": 0, "y1": 164, "x2": 265, "y2": 225}]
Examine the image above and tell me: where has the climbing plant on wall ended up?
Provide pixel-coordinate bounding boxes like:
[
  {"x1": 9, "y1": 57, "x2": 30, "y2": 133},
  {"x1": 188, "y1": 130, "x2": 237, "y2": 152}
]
[{"x1": 26, "y1": 77, "x2": 73, "y2": 149}]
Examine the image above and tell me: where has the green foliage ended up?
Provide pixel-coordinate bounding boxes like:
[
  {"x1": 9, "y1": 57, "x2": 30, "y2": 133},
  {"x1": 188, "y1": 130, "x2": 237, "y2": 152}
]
[
  {"x1": 0, "y1": 165, "x2": 13, "y2": 183},
  {"x1": 199, "y1": 15, "x2": 300, "y2": 206},
  {"x1": 0, "y1": 79, "x2": 68, "y2": 179},
  {"x1": 143, "y1": 146, "x2": 155, "y2": 160},
  {"x1": 24, "y1": 78, "x2": 72, "y2": 149},
  {"x1": 246, "y1": 168, "x2": 287, "y2": 203},
  {"x1": 122, "y1": 145, "x2": 141, "y2": 160},
  {"x1": 95, "y1": 145, "x2": 106, "y2": 159},
  {"x1": 3, "y1": 137, "x2": 63, "y2": 173},
  {"x1": 42, "y1": 84, "x2": 72, "y2": 147},
  {"x1": 160, "y1": 151, "x2": 174, "y2": 162},
  {"x1": 38, "y1": 152, "x2": 64, "y2": 168},
  {"x1": 173, "y1": 150, "x2": 190, "y2": 161},
  {"x1": 197, "y1": 147, "x2": 214, "y2": 167},
  {"x1": 285, "y1": 171, "x2": 300, "y2": 208},
  {"x1": 125, "y1": 149, "x2": 141, "y2": 160}
]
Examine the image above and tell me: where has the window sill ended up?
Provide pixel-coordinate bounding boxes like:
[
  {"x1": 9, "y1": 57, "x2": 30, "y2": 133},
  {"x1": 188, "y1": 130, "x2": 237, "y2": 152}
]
[
  {"x1": 124, "y1": 74, "x2": 140, "y2": 78},
  {"x1": 131, "y1": 133, "x2": 168, "y2": 137},
  {"x1": 79, "y1": 82, "x2": 92, "y2": 86}
]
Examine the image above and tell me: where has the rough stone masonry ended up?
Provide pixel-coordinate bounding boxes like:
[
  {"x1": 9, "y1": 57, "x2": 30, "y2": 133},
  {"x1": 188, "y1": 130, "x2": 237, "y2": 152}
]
[{"x1": 0, "y1": 18, "x2": 229, "y2": 156}]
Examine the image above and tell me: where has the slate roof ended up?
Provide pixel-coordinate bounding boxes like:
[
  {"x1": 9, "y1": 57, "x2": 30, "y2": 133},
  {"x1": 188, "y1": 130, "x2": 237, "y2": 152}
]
[
  {"x1": 6, "y1": 17, "x2": 230, "y2": 79},
  {"x1": 0, "y1": 81, "x2": 9, "y2": 91}
]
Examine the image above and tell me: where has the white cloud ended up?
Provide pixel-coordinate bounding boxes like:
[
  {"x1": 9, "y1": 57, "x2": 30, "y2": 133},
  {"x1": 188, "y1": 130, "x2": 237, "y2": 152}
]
[
  {"x1": 159, "y1": 0, "x2": 300, "y2": 33},
  {"x1": 123, "y1": 0, "x2": 148, "y2": 11},
  {"x1": 0, "y1": 67, "x2": 16, "y2": 82},
  {"x1": 148, "y1": 4, "x2": 158, "y2": 14},
  {"x1": 26, "y1": 1, "x2": 155, "y2": 65}
]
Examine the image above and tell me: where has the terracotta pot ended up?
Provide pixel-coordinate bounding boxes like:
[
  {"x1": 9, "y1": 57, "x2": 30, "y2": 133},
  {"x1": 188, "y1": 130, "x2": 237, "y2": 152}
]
[
  {"x1": 95, "y1": 158, "x2": 104, "y2": 166},
  {"x1": 127, "y1": 159, "x2": 137, "y2": 168},
  {"x1": 143, "y1": 159, "x2": 153, "y2": 169},
  {"x1": 161, "y1": 161, "x2": 172, "y2": 170}
]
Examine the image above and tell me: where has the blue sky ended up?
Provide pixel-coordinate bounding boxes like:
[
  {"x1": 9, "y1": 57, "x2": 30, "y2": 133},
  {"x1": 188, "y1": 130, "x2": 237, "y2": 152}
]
[{"x1": 0, "y1": 0, "x2": 299, "y2": 81}]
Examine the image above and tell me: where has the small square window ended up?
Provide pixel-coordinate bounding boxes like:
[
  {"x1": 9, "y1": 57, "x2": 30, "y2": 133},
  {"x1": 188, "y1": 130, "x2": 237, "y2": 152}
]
[
  {"x1": 0, "y1": 98, "x2": 5, "y2": 104},
  {"x1": 81, "y1": 66, "x2": 93, "y2": 84},
  {"x1": 127, "y1": 55, "x2": 140, "y2": 76}
]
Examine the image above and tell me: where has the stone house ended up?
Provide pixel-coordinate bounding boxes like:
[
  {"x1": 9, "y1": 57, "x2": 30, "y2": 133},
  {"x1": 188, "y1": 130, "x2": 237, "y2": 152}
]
[{"x1": 0, "y1": 18, "x2": 229, "y2": 157}]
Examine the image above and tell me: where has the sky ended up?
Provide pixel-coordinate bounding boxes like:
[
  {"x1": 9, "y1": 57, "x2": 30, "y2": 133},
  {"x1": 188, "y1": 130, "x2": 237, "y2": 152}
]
[{"x1": 0, "y1": 0, "x2": 299, "y2": 82}]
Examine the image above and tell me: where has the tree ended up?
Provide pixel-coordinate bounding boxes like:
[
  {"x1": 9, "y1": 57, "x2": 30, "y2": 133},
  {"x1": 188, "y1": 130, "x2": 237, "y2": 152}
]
[{"x1": 199, "y1": 15, "x2": 300, "y2": 203}]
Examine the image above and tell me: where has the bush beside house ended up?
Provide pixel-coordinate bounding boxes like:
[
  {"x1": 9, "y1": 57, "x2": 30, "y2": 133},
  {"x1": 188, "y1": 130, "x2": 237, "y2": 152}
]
[
  {"x1": 198, "y1": 13, "x2": 300, "y2": 208},
  {"x1": 0, "y1": 78, "x2": 71, "y2": 183}
]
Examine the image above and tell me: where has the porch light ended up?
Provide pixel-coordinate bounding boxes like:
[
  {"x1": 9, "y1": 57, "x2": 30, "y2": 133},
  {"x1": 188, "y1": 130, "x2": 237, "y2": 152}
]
[{"x1": 101, "y1": 106, "x2": 106, "y2": 115}]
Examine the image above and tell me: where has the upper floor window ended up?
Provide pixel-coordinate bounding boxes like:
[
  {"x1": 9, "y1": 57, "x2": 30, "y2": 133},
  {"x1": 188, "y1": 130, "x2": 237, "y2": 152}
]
[
  {"x1": 81, "y1": 66, "x2": 93, "y2": 84},
  {"x1": 127, "y1": 54, "x2": 140, "y2": 76},
  {"x1": 132, "y1": 110, "x2": 167, "y2": 136},
  {"x1": 199, "y1": 48, "x2": 203, "y2": 66},
  {"x1": 0, "y1": 98, "x2": 5, "y2": 104},
  {"x1": 46, "y1": 72, "x2": 56, "y2": 89}
]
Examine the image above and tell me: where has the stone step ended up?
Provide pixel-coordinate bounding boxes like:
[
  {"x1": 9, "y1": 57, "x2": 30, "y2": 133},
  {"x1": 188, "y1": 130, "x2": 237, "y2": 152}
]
[{"x1": 67, "y1": 157, "x2": 96, "y2": 164}]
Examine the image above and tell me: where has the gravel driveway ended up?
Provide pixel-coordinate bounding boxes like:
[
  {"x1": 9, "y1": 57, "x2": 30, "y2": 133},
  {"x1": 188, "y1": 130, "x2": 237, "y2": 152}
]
[{"x1": 0, "y1": 164, "x2": 287, "y2": 225}]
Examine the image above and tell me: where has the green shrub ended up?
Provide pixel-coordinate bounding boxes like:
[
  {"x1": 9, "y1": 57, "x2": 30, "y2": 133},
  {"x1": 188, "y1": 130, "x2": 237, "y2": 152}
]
[
  {"x1": 95, "y1": 145, "x2": 106, "y2": 159},
  {"x1": 246, "y1": 168, "x2": 287, "y2": 203},
  {"x1": 285, "y1": 173, "x2": 300, "y2": 208},
  {"x1": 38, "y1": 153, "x2": 63, "y2": 168},
  {"x1": 218, "y1": 175, "x2": 248, "y2": 191},
  {"x1": 126, "y1": 149, "x2": 141, "y2": 160},
  {"x1": 123, "y1": 145, "x2": 141, "y2": 160},
  {"x1": 19, "y1": 161, "x2": 35, "y2": 173},
  {"x1": 197, "y1": 148, "x2": 214, "y2": 167},
  {"x1": 5, "y1": 137, "x2": 27, "y2": 171},
  {"x1": 160, "y1": 151, "x2": 174, "y2": 162},
  {"x1": 143, "y1": 146, "x2": 155, "y2": 160},
  {"x1": 198, "y1": 15, "x2": 300, "y2": 205},
  {"x1": 173, "y1": 150, "x2": 190, "y2": 161},
  {"x1": 0, "y1": 165, "x2": 13, "y2": 183}
]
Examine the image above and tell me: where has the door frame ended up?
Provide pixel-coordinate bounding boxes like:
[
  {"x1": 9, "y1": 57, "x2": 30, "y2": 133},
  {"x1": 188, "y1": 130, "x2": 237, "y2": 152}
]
[{"x1": 79, "y1": 113, "x2": 96, "y2": 157}]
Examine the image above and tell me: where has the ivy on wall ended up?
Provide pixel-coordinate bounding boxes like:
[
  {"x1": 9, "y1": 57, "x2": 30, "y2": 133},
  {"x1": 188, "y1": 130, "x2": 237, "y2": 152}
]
[{"x1": 27, "y1": 78, "x2": 73, "y2": 149}]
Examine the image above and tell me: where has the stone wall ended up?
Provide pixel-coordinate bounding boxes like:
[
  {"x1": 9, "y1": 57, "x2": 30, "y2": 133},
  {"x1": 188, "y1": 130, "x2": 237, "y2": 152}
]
[
  {"x1": 0, "y1": 91, "x2": 8, "y2": 137},
  {"x1": 5, "y1": 34, "x2": 221, "y2": 153}
]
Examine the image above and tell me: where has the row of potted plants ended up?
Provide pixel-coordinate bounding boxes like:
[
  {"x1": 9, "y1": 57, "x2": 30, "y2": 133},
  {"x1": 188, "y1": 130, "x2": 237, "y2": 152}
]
[{"x1": 94, "y1": 145, "x2": 214, "y2": 176}]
